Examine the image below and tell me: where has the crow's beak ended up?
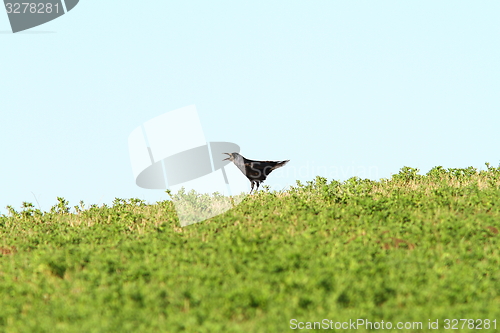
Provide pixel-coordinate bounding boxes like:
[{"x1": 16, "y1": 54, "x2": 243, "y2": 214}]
[{"x1": 222, "y1": 152, "x2": 231, "y2": 161}]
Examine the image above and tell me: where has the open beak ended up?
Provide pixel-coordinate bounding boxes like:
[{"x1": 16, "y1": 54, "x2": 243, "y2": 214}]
[{"x1": 222, "y1": 153, "x2": 231, "y2": 161}]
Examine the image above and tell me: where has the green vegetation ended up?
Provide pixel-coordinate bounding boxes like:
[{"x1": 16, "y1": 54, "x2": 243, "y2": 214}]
[{"x1": 1, "y1": 164, "x2": 500, "y2": 332}]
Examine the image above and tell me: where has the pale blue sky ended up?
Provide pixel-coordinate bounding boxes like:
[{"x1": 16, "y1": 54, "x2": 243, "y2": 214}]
[{"x1": 1, "y1": 1, "x2": 499, "y2": 213}]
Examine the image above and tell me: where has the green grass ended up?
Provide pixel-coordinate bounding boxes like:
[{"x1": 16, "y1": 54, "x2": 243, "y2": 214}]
[{"x1": 1, "y1": 164, "x2": 500, "y2": 332}]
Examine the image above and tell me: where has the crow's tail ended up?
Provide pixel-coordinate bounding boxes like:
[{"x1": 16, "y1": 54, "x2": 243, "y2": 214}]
[{"x1": 272, "y1": 160, "x2": 290, "y2": 170}]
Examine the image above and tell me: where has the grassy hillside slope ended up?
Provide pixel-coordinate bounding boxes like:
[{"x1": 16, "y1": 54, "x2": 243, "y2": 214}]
[{"x1": 1, "y1": 165, "x2": 500, "y2": 332}]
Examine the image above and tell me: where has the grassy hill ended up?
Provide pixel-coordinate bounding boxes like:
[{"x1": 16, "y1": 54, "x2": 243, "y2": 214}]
[{"x1": 1, "y1": 165, "x2": 500, "y2": 332}]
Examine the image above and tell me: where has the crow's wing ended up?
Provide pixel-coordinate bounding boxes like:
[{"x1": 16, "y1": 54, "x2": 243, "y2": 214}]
[
  {"x1": 244, "y1": 162, "x2": 262, "y2": 179},
  {"x1": 244, "y1": 160, "x2": 289, "y2": 179}
]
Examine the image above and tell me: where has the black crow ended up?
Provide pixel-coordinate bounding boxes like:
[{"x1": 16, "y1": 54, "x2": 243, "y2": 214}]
[{"x1": 223, "y1": 152, "x2": 289, "y2": 193}]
